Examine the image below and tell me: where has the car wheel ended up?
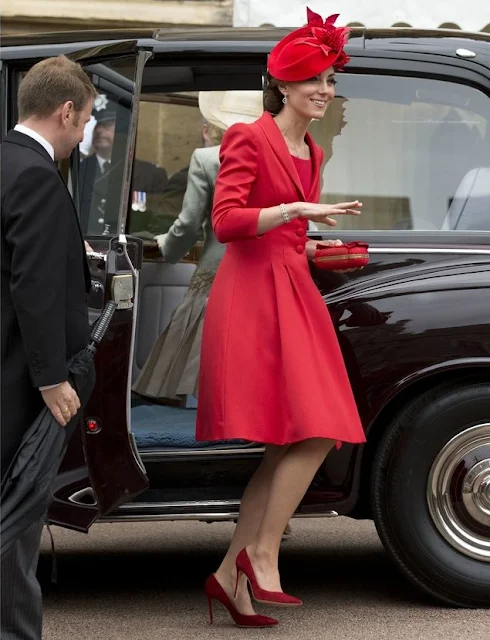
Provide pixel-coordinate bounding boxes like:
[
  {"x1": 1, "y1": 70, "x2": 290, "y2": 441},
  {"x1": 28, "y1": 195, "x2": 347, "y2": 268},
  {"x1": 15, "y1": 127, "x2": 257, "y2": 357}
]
[{"x1": 371, "y1": 381, "x2": 490, "y2": 607}]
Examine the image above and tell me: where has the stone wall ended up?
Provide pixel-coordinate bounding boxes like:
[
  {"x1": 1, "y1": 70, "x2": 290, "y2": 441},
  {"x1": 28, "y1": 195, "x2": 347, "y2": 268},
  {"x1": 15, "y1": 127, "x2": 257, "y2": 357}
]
[
  {"x1": 136, "y1": 101, "x2": 203, "y2": 176},
  {"x1": 234, "y1": 0, "x2": 490, "y2": 32},
  {"x1": 1, "y1": 0, "x2": 233, "y2": 34}
]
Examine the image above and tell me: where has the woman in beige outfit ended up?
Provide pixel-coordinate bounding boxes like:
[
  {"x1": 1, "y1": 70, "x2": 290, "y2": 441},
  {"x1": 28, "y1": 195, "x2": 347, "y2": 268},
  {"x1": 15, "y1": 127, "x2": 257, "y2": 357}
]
[{"x1": 133, "y1": 91, "x2": 264, "y2": 401}]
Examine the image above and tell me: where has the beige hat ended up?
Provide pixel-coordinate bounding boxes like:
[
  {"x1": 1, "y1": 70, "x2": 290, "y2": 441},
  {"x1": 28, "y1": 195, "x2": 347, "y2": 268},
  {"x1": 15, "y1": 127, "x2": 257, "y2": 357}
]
[{"x1": 198, "y1": 90, "x2": 264, "y2": 131}]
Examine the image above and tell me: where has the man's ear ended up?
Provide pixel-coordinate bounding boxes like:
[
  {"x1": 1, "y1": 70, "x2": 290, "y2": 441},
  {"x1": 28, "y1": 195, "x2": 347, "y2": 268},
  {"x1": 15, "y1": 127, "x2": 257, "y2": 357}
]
[{"x1": 60, "y1": 100, "x2": 75, "y2": 124}]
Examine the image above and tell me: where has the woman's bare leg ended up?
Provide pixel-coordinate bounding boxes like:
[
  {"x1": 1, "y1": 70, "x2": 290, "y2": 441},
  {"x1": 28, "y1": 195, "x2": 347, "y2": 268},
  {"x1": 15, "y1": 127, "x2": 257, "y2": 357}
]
[
  {"x1": 246, "y1": 437, "x2": 336, "y2": 592},
  {"x1": 214, "y1": 444, "x2": 289, "y2": 614}
]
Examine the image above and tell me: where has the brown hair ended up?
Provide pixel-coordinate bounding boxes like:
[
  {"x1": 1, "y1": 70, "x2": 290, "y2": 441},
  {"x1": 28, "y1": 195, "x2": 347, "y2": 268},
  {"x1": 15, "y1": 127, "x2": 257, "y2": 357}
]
[
  {"x1": 263, "y1": 74, "x2": 285, "y2": 116},
  {"x1": 18, "y1": 55, "x2": 97, "y2": 121}
]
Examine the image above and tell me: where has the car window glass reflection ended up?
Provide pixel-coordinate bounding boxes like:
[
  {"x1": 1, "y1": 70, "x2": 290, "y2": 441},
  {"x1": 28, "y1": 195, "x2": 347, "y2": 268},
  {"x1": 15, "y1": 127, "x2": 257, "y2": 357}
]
[
  {"x1": 77, "y1": 58, "x2": 137, "y2": 237},
  {"x1": 310, "y1": 74, "x2": 490, "y2": 232},
  {"x1": 78, "y1": 92, "x2": 131, "y2": 236},
  {"x1": 129, "y1": 94, "x2": 203, "y2": 238}
]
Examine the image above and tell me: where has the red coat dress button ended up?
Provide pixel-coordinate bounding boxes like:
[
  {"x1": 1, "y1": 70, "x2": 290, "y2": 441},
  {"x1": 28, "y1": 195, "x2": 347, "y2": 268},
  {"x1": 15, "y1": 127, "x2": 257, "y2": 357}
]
[
  {"x1": 296, "y1": 245, "x2": 304, "y2": 253},
  {"x1": 296, "y1": 228, "x2": 305, "y2": 237}
]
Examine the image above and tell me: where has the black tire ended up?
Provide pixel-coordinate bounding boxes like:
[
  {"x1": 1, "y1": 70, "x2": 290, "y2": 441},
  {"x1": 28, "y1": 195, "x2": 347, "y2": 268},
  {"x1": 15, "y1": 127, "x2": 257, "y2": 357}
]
[{"x1": 371, "y1": 381, "x2": 490, "y2": 607}]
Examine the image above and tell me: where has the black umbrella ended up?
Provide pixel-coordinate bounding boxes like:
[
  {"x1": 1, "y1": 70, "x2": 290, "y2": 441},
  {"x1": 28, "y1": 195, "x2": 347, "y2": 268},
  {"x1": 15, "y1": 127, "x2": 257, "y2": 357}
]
[{"x1": 0, "y1": 301, "x2": 117, "y2": 558}]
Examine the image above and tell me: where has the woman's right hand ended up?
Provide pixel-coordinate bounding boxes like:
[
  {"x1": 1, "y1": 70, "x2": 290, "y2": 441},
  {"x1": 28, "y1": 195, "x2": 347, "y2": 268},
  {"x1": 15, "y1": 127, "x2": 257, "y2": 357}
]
[{"x1": 294, "y1": 200, "x2": 363, "y2": 227}]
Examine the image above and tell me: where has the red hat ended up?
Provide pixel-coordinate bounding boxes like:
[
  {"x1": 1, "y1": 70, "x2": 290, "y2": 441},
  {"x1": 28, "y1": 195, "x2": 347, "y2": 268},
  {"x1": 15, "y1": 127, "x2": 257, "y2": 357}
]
[{"x1": 268, "y1": 8, "x2": 350, "y2": 82}]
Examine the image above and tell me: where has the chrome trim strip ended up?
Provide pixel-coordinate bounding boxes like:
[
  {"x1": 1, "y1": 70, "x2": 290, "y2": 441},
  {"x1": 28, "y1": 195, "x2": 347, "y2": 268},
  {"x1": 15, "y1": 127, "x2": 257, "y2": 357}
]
[
  {"x1": 67, "y1": 486, "x2": 97, "y2": 506},
  {"x1": 300, "y1": 509, "x2": 329, "y2": 518},
  {"x1": 139, "y1": 446, "x2": 265, "y2": 458},
  {"x1": 100, "y1": 512, "x2": 239, "y2": 523},
  {"x1": 117, "y1": 499, "x2": 241, "y2": 510},
  {"x1": 369, "y1": 247, "x2": 490, "y2": 255},
  {"x1": 100, "y1": 510, "x2": 339, "y2": 523},
  {"x1": 123, "y1": 239, "x2": 146, "y2": 475}
]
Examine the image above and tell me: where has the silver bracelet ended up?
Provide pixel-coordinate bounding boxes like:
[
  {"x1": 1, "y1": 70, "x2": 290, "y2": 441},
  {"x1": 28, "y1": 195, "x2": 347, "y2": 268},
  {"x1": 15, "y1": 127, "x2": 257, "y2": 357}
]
[{"x1": 279, "y1": 203, "x2": 290, "y2": 224}]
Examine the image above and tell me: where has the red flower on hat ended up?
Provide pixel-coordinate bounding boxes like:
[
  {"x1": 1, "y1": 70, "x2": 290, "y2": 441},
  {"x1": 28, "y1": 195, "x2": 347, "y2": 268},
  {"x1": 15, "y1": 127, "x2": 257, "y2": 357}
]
[
  {"x1": 306, "y1": 7, "x2": 340, "y2": 28},
  {"x1": 303, "y1": 7, "x2": 351, "y2": 69}
]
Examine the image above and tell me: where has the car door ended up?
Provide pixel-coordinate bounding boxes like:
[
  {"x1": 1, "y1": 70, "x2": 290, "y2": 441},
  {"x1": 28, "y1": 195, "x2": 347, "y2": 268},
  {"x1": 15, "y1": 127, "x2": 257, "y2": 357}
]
[{"x1": 1, "y1": 41, "x2": 152, "y2": 531}]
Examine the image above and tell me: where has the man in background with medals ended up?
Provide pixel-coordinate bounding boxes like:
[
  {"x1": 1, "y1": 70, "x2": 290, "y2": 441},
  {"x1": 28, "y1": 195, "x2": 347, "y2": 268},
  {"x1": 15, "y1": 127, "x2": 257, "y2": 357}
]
[{"x1": 79, "y1": 96, "x2": 169, "y2": 235}]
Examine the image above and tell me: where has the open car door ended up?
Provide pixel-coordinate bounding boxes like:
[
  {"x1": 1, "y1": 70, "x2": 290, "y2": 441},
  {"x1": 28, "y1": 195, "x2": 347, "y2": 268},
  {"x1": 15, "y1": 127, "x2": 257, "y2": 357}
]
[{"x1": 0, "y1": 41, "x2": 154, "y2": 531}]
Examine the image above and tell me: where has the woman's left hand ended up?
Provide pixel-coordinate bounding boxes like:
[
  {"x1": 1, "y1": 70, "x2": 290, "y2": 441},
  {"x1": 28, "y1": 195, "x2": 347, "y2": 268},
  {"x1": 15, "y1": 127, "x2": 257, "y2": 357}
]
[{"x1": 305, "y1": 238, "x2": 342, "y2": 261}]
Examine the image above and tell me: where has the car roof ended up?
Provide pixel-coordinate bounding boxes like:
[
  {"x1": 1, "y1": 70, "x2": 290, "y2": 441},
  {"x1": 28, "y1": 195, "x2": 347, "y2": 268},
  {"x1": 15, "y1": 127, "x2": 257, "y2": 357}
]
[
  {"x1": 0, "y1": 27, "x2": 490, "y2": 64},
  {"x1": 0, "y1": 27, "x2": 490, "y2": 47}
]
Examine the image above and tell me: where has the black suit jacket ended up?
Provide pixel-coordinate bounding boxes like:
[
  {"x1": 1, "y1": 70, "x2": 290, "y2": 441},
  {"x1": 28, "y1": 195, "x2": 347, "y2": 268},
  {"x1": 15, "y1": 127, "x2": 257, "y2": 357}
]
[
  {"x1": 1, "y1": 130, "x2": 91, "y2": 478},
  {"x1": 79, "y1": 154, "x2": 168, "y2": 234}
]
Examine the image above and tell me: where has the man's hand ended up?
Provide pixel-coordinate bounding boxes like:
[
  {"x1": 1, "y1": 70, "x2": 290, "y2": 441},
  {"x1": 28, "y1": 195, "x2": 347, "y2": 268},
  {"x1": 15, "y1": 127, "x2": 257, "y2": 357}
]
[{"x1": 41, "y1": 381, "x2": 81, "y2": 427}]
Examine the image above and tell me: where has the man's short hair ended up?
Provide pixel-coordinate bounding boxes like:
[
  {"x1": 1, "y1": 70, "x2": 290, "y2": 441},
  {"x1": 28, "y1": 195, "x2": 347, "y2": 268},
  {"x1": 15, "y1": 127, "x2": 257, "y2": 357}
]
[{"x1": 18, "y1": 55, "x2": 97, "y2": 121}]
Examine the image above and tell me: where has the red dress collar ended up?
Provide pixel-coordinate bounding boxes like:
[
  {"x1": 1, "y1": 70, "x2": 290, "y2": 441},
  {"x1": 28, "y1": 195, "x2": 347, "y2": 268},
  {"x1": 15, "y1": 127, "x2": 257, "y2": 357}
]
[{"x1": 255, "y1": 111, "x2": 321, "y2": 202}]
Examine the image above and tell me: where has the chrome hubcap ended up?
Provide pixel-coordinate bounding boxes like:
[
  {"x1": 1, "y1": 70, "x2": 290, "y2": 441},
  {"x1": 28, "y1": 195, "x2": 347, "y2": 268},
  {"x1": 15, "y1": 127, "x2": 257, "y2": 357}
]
[{"x1": 427, "y1": 423, "x2": 490, "y2": 562}]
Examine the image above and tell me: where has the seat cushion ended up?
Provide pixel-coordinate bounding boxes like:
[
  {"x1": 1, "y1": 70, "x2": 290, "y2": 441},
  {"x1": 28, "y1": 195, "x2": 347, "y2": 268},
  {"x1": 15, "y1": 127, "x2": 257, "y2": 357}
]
[{"x1": 133, "y1": 261, "x2": 197, "y2": 383}]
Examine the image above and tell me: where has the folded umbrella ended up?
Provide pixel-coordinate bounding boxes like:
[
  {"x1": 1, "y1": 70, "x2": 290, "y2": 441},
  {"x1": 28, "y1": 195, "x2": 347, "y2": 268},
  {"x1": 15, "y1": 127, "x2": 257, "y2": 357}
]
[{"x1": 1, "y1": 301, "x2": 117, "y2": 558}]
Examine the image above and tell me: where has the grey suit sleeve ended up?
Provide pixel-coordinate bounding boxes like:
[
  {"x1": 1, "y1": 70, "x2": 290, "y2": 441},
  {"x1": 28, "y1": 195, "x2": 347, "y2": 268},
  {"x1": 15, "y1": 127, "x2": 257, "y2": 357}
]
[{"x1": 155, "y1": 150, "x2": 212, "y2": 264}]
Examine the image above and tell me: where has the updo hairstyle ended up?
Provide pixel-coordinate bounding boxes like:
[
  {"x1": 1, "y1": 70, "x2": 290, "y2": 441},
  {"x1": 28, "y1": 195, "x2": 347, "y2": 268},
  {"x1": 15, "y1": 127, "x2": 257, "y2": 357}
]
[{"x1": 263, "y1": 74, "x2": 285, "y2": 116}]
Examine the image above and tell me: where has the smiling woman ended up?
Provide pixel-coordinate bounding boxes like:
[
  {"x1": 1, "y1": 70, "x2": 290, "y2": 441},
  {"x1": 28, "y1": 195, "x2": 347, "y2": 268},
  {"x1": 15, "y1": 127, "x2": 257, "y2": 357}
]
[
  {"x1": 195, "y1": 8, "x2": 366, "y2": 628},
  {"x1": 263, "y1": 70, "x2": 337, "y2": 120}
]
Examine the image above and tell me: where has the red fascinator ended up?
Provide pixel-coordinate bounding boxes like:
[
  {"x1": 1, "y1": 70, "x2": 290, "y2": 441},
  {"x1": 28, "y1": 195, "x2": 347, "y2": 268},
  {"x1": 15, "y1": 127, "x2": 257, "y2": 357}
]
[{"x1": 268, "y1": 7, "x2": 350, "y2": 82}]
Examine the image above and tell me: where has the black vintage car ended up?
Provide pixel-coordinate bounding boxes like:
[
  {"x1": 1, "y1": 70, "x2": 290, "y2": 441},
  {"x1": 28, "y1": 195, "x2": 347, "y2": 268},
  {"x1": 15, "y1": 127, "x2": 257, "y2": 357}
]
[{"x1": 1, "y1": 26, "x2": 489, "y2": 608}]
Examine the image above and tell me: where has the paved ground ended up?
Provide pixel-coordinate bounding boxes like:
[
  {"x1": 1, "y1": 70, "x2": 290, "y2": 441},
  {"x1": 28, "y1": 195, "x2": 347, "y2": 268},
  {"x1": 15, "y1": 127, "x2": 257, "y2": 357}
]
[{"x1": 39, "y1": 518, "x2": 488, "y2": 640}]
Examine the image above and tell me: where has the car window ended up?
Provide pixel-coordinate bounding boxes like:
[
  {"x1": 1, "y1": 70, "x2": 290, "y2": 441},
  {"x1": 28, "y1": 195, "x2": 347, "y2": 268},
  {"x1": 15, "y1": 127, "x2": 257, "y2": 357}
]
[
  {"x1": 74, "y1": 58, "x2": 138, "y2": 237},
  {"x1": 309, "y1": 74, "x2": 490, "y2": 232},
  {"x1": 129, "y1": 94, "x2": 203, "y2": 239},
  {"x1": 127, "y1": 54, "x2": 263, "y2": 246}
]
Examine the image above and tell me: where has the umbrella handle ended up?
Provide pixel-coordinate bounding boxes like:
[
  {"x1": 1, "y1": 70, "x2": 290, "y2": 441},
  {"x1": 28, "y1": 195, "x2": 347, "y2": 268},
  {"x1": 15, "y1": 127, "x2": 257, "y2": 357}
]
[{"x1": 90, "y1": 300, "x2": 118, "y2": 345}]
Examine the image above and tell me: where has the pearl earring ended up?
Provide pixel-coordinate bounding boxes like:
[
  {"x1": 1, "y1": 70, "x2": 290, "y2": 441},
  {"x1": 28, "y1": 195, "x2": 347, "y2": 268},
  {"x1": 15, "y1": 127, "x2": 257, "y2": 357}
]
[{"x1": 282, "y1": 96, "x2": 288, "y2": 104}]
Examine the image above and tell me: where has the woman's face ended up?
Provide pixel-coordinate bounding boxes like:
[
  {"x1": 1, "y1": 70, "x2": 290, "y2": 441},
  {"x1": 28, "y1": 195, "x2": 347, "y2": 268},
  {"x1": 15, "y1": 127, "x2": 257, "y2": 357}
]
[{"x1": 282, "y1": 67, "x2": 336, "y2": 121}]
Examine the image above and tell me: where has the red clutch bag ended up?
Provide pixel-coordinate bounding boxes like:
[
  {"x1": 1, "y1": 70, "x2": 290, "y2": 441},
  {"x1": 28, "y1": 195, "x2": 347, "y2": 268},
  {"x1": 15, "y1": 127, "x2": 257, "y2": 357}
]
[{"x1": 313, "y1": 241, "x2": 369, "y2": 271}]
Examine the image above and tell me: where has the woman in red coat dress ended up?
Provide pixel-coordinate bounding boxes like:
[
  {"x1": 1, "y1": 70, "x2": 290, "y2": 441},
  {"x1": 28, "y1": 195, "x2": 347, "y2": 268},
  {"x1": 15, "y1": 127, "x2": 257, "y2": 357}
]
[{"x1": 197, "y1": 8, "x2": 367, "y2": 627}]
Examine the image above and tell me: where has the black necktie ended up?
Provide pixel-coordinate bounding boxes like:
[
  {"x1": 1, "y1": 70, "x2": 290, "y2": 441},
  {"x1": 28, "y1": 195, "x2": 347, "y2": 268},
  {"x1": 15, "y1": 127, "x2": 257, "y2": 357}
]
[{"x1": 101, "y1": 160, "x2": 110, "y2": 174}]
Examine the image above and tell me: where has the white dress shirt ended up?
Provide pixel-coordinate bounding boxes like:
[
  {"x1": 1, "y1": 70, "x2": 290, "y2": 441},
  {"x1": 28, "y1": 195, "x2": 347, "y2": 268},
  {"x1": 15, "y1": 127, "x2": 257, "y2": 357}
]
[
  {"x1": 14, "y1": 124, "x2": 55, "y2": 161},
  {"x1": 96, "y1": 155, "x2": 110, "y2": 173},
  {"x1": 14, "y1": 124, "x2": 62, "y2": 391}
]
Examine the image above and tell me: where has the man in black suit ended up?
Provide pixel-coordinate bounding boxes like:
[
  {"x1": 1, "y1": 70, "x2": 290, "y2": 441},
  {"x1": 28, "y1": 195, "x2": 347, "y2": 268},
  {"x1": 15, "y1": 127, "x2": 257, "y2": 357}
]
[
  {"x1": 79, "y1": 104, "x2": 169, "y2": 235},
  {"x1": 1, "y1": 55, "x2": 96, "y2": 639}
]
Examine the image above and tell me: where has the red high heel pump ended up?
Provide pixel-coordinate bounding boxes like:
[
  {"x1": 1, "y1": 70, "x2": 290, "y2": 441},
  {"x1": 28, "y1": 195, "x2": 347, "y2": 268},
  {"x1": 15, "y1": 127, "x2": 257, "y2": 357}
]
[
  {"x1": 235, "y1": 548, "x2": 303, "y2": 607},
  {"x1": 204, "y1": 574, "x2": 279, "y2": 628}
]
